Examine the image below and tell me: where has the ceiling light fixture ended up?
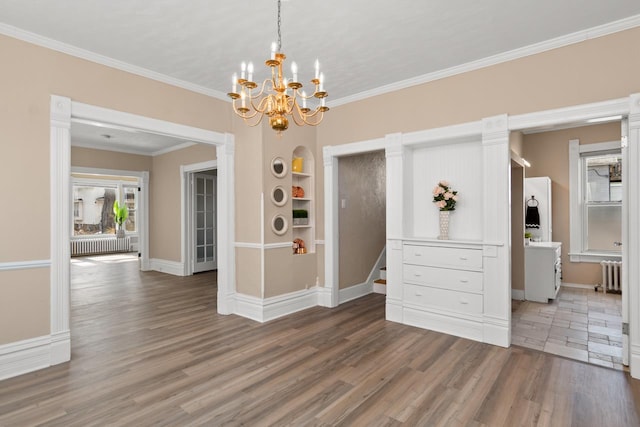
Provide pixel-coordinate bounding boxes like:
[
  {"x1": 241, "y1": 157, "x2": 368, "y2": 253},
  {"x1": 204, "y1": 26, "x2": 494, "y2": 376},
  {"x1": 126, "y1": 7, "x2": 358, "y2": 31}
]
[{"x1": 227, "y1": 0, "x2": 329, "y2": 134}]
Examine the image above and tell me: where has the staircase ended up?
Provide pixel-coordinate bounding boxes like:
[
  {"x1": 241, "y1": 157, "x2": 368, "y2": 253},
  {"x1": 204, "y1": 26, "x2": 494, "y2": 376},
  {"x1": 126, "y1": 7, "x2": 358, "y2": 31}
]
[{"x1": 373, "y1": 267, "x2": 387, "y2": 295}]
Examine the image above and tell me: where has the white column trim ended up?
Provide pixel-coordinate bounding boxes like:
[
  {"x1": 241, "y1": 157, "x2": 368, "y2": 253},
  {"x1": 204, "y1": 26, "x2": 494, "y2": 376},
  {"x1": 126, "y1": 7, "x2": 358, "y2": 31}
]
[
  {"x1": 49, "y1": 95, "x2": 71, "y2": 365},
  {"x1": 323, "y1": 146, "x2": 339, "y2": 308},
  {"x1": 216, "y1": 134, "x2": 236, "y2": 315},
  {"x1": 627, "y1": 93, "x2": 640, "y2": 378},
  {"x1": 481, "y1": 114, "x2": 511, "y2": 347}
]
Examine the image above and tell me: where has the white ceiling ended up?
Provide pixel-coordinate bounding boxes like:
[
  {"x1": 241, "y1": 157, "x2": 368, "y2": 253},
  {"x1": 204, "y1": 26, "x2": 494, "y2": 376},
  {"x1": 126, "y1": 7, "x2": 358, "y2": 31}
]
[
  {"x1": 1, "y1": 0, "x2": 640, "y2": 106},
  {"x1": 70, "y1": 120, "x2": 195, "y2": 156}
]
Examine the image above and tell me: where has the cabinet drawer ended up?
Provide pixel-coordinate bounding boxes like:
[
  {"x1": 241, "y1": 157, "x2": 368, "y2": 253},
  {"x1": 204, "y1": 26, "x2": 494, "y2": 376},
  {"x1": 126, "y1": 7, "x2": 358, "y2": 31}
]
[
  {"x1": 403, "y1": 283, "x2": 483, "y2": 315},
  {"x1": 403, "y1": 264, "x2": 482, "y2": 293},
  {"x1": 403, "y1": 245, "x2": 482, "y2": 270}
]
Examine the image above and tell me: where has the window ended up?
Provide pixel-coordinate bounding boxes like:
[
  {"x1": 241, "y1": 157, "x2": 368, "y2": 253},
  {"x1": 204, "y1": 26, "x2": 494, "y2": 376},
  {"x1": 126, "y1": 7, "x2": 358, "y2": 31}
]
[
  {"x1": 72, "y1": 177, "x2": 138, "y2": 236},
  {"x1": 569, "y1": 139, "x2": 622, "y2": 262}
]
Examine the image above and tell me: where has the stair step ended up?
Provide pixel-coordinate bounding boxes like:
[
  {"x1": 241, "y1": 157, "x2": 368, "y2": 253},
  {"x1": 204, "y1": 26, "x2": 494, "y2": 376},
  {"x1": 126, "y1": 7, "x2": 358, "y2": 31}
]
[
  {"x1": 373, "y1": 279, "x2": 387, "y2": 295},
  {"x1": 379, "y1": 268, "x2": 387, "y2": 280}
]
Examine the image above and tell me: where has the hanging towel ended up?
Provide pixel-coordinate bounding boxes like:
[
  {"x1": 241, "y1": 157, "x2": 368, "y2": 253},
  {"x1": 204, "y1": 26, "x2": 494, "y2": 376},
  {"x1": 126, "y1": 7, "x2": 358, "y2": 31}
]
[{"x1": 525, "y1": 205, "x2": 540, "y2": 229}]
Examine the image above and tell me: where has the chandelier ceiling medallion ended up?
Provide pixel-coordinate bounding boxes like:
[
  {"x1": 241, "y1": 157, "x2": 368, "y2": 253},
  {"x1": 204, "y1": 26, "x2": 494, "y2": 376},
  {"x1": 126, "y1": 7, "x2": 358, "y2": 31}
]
[{"x1": 227, "y1": 0, "x2": 329, "y2": 134}]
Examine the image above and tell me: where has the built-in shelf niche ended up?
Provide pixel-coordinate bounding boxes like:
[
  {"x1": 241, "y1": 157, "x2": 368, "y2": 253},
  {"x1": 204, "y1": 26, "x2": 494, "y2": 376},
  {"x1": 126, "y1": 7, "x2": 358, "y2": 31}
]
[
  {"x1": 292, "y1": 146, "x2": 315, "y2": 254},
  {"x1": 404, "y1": 140, "x2": 484, "y2": 241}
]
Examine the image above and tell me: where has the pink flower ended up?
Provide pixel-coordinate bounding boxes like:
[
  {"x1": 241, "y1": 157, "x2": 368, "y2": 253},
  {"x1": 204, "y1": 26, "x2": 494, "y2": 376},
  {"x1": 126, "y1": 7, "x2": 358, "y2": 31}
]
[
  {"x1": 437, "y1": 200, "x2": 446, "y2": 209},
  {"x1": 439, "y1": 180, "x2": 449, "y2": 187},
  {"x1": 444, "y1": 192, "x2": 453, "y2": 200},
  {"x1": 432, "y1": 186, "x2": 441, "y2": 196},
  {"x1": 452, "y1": 195, "x2": 458, "y2": 201}
]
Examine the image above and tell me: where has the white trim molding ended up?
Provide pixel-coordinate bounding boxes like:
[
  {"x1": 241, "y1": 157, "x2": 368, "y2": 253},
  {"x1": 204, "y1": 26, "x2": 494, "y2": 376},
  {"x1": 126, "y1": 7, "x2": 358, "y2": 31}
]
[
  {"x1": 330, "y1": 16, "x2": 640, "y2": 107},
  {"x1": 0, "y1": 333, "x2": 70, "y2": 381},
  {"x1": 0, "y1": 260, "x2": 51, "y2": 272},
  {"x1": 339, "y1": 282, "x2": 373, "y2": 304},
  {"x1": 234, "y1": 288, "x2": 320, "y2": 323},
  {"x1": 148, "y1": 259, "x2": 186, "y2": 277}
]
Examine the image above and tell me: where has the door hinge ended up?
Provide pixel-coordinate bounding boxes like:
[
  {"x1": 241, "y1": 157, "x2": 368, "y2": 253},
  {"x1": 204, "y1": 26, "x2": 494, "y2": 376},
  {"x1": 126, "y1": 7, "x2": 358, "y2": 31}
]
[
  {"x1": 138, "y1": 252, "x2": 141, "y2": 258},
  {"x1": 621, "y1": 136, "x2": 628, "y2": 148},
  {"x1": 622, "y1": 322, "x2": 629, "y2": 335},
  {"x1": 138, "y1": 187, "x2": 141, "y2": 192}
]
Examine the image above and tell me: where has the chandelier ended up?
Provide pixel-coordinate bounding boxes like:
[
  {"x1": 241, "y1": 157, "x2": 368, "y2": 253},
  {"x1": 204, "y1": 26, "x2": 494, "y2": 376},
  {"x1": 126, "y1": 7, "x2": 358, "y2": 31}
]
[{"x1": 227, "y1": 0, "x2": 329, "y2": 134}]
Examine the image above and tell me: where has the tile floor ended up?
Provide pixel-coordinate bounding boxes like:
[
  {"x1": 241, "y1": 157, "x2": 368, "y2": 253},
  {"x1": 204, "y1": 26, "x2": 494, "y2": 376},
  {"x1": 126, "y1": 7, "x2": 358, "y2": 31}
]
[{"x1": 512, "y1": 286, "x2": 624, "y2": 370}]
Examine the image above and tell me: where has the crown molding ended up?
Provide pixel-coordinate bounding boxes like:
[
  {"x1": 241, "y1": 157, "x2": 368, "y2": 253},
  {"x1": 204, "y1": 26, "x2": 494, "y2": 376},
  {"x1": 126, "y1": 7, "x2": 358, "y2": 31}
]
[
  {"x1": 2, "y1": 13, "x2": 639, "y2": 109},
  {"x1": 0, "y1": 23, "x2": 229, "y2": 102},
  {"x1": 329, "y1": 14, "x2": 640, "y2": 107}
]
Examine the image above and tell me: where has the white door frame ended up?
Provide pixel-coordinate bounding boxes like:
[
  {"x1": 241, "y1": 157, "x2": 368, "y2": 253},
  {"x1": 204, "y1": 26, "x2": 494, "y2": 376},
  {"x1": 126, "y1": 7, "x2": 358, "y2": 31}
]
[
  {"x1": 322, "y1": 138, "x2": 389, "y2": 308},
  {"x1": 50, "y1": 95, "x2": 235, "y2": 366},
  {"x1": 181, "y1": 160, "x2": 217, "y2": 276}
]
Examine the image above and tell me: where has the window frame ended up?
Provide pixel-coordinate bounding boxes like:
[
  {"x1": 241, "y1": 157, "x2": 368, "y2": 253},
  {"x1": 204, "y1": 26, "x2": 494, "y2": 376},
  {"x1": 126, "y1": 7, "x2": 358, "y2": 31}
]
[{"x1": 569, "y1": 139, "x2": 623, "y2": 263}]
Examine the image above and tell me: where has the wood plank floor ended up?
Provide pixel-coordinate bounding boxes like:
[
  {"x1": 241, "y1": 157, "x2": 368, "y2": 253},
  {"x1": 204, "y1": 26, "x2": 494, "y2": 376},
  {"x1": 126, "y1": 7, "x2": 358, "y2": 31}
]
[{"x1": 1, "y1": 254, "x2": 639, "y2": 426}]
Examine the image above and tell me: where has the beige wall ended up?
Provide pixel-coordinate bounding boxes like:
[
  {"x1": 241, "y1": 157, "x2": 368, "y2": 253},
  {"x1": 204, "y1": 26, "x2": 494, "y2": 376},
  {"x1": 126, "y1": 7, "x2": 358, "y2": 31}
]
[
  {"x1": 523, "y1": 122, "x2": 621, "y2": 285},
  {"x1": 2, "y1": 23, "x2": 640, "y2": 347},
  {"x1": 511, "y1": 162, "x2": 525, "y2": 292},
  {"x1": 71, "y1": 147, "x2": 152, "y2": 171},
  {"x1": 0, "y1": 269, "x2": 50, "y2": 344},
  {"x1": 150, "y1": 144, "x2": 217, "y2": 262},
  {"x1": 0, "y1": 33, "x2": 229, "y2": 345},
  {"x1": 338, "y1": 151, "x2": 386, "y2": 289}
]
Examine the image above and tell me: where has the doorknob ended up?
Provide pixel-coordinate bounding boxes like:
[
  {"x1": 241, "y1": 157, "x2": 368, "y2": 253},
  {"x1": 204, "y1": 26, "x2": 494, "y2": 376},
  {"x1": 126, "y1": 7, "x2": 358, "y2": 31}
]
[{"x1": 614, "y1": 241, "x2": 622, "y2": 247}]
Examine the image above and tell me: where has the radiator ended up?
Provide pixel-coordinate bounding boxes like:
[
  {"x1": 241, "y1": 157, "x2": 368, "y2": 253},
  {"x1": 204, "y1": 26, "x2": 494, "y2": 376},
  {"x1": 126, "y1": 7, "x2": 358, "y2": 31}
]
[
  {"x1": 600, "y1": 260, "x2": 622, "y2": 293},
  {"x1": 71, "y1": 237, "x2": 131, "y2": 256}
]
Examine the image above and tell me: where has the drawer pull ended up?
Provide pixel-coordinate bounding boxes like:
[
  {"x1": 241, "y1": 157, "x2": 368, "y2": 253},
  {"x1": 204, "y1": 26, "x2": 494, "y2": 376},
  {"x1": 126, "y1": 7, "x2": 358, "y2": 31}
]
[
  {"x1": 414, "y1": 273, "x2": 422, "y2": 277},
  {"x1": 459, "y1": 257, "x2": 468, "y2": 261},
  {"x1": 459, "y1": 299, "x2": 469, "y2": 305},
  {"x1": 414, "y1": 252, "x2": 422, "y2": 256},
  {"x1": 415, "y1": 291, "x2": 423, "y2": 296},
  {"x1": 460, "y1": 279, "x2": 469, "y2": 283}
]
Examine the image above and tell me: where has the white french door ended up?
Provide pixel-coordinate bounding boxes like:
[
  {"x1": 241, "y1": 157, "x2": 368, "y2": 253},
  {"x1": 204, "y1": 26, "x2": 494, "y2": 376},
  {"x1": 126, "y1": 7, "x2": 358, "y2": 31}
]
[{"x1": 193, "y1": 173, "x2": 217, "y2": 273}]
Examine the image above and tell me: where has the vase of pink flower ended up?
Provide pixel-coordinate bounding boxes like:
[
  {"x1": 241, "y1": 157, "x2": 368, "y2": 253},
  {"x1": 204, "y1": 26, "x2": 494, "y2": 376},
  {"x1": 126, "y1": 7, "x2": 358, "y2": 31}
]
[{"x1": 432, "y1": 181, "x2": 458, "y2": 240}]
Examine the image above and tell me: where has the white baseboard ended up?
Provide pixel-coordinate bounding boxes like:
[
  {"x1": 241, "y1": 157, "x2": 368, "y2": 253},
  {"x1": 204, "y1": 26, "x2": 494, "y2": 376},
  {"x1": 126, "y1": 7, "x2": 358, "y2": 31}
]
[
  {"x1": 631, "y1": 344, "x2": 640, "y2": 379},
  {"x1": 339, "y1": 282, "x2": 373, "y2": 304},
  {"x1": 0, "y1": 333, "x2": 70, "y2": 381},
  {"x1": 235, "y1": 288, "x2": 320, "y2": 323},
  {"x1": 511, "y1": 289, "x2": 525, "y2": 300},
  {"x1": 483, "y1": 315, "x2": 510, "y2": 348},
  {"x1": 317, "y1": 286, "x2": 333, "y2": 308},
  {"x1": 149, "y1": 258, "x2": 185, "y2": 276},
  {"x1": 561, "y1": 282, "x2": 595, "y2": 290},
  {"x1": 386, "y1": 298, "x2": 403, "y2": 322}
]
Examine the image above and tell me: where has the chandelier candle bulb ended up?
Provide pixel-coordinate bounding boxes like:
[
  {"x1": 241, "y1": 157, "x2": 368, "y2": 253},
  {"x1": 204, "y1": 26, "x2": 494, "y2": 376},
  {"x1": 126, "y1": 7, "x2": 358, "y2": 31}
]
[
  {"x1": 247, "y1": 62, "x2": 254, "y2": 82},
  {"x1": 319, "y1": 72, "x2": 325, "y2": 91},
  {"x1": 271, "y1": 42, "x2": 277, "y2": 60},
  {"x1": 232, "y1": 73, "x2": 237, "y2": 93},
  {"x1": 240, "y1": 62, "x2": 247, "y2": 80},
  {"x1": 302, "y1": 91, "x2": 307, "y2": 109},
  {"x1": 314, "y1": 59, "x2": 319, "y2": 79},
  {"x1": 291, "y1": 62, "x2": 298, "y2": 82}
]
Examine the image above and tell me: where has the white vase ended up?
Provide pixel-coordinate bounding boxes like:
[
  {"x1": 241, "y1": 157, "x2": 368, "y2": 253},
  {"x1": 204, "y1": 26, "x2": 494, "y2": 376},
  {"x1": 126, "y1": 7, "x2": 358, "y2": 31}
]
[{"x1": 438, "y1": 211, "x2": 450, "y2": 240}]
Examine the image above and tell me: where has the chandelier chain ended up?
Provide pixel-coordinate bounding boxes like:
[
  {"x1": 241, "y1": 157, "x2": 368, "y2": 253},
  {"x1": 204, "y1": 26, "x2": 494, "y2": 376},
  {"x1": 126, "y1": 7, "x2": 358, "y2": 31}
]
[{"x1": 277, "y1": 0, "x2": 282, "y2": 51}]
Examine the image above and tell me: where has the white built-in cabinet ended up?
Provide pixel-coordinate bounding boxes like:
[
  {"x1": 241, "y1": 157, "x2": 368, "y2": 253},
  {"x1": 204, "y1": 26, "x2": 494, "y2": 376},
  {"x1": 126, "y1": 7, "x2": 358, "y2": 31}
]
[{"x1": 386, "y1": 116, "x2": 511, "y2": 348}]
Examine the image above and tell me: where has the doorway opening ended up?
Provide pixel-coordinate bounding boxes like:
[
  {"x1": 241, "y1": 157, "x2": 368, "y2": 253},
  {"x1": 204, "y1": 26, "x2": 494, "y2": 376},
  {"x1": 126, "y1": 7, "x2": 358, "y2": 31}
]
[
  {"x1": 182, "y1": 163, "x2": 218, "y2": 276},
  {"x1": 510, "y1": 119, "x2": 627, "y2": 371}
]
